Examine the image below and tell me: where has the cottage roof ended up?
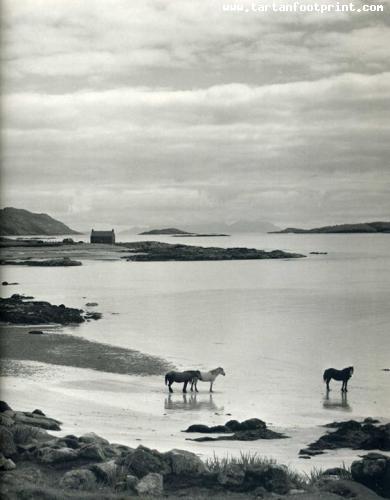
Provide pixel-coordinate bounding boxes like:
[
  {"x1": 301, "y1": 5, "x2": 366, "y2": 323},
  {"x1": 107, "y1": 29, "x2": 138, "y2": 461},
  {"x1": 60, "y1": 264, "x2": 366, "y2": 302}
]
[{"x1": 91, "y1": 230, "x2": 114, "y2": 237}]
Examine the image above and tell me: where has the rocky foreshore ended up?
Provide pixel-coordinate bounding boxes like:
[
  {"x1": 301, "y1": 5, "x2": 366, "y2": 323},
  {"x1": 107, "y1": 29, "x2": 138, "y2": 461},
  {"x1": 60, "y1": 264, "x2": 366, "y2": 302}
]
[
  {"x1": 0, "y1": 295, "x2": 96, "y2": 324},
  {"x1": 0, "y1": 257, "x2": 82, "y2": 266},
  {"x1": 121, "y1": 241, "x2": 305, "y2": 261},
  {"x1": 1, "y1": 402, "x2": 389, "y2": 499}
]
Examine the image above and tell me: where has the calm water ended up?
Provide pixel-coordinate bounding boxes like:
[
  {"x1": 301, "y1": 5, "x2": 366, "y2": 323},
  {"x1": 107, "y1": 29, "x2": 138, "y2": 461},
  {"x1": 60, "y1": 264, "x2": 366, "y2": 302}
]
[{"x1": 2, "y1": 234, "x2": 390, "y2": 427}]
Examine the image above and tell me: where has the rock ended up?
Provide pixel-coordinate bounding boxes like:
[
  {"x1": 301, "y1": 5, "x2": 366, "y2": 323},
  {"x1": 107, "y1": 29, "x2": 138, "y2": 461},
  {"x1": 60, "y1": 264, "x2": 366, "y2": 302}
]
[
  {"x1": 84, "y1": 312, "x2": 102, "y2": 320},
  {"x1": 238, "y1": 418, "x2": 267, "y2": 431},
  {"x1": 244, "y1": 464, "x2": 292, "y2": 494},
  {"x1": 2, "y1": 281, "x2": 8, "y2": 285},
  {"x1": 28, "y1": 330, "x2": 44, "y2": 335},
  {"x1": 0, "y1": 414, "x2": 14, "y2": 427},
  {"x1": 79, "y1": 432, "x2": 109, "y2": 446},
  {"x1": 90, "y1": 460, "x2": 118, "y2": 483},
  {"x1": 164, "y1": 449, "x2": 207, "y2": 475},
  {"x1": 184, "y1": 418, "x2": 286, "y2": 442},
  {"x1": 121, "y1": 446, "x2": 171, "y2": 478},
  {"x1": 59, "y1": 469, "x2": 97, "y2": 490},
  {"x1": 85, "y1": 302, "x2": 98, "y2": 306},
  {"x1": 32, "y1": 409, "x2": 46, "y2": 416},
  {"x1": 0, "y1": 427, "x2": 17, "y2": 457},
  {"x1": 125, "y1": 474, "x2": 138, "y2": 490},
  {"x1": 351, "y1": 452, "x2": 390, "y2": 498},
  {"x1": 14, "y1": 412, "x2": 61, "y2": 431},
  {"x1": 304, "y1": 419, "x2": 390, "y2": 453},
  {"x1": 0, "y1": 296, "x2": 85, "y2": 324},
  {"x1": 36, "y1": 446, "x2": 78, "y2": 464},
  {"x1": 322, "y1": 467, "x2": 347, "y2": 476},
  {"x1": 217, "y1": 463, "x2": 245, "y2": 486},
  {"x1": 135, "y1": 472, "x2": 163, "y2": 496},
  {"x1": 0, "y1": 454, "x2": 16, "y2": 471},
  {"x1": 0, "y1": 401, "x2": 13, "y2": 412},
  {"x1": 12, "y1": 423, "x2": 51, "y2": 444},
  {"x1": 78, "y1": 443, "x2": 106, "y2": 462},
  {"x1": 318, "y1": 477, "x2": 385, "y2": 499}
]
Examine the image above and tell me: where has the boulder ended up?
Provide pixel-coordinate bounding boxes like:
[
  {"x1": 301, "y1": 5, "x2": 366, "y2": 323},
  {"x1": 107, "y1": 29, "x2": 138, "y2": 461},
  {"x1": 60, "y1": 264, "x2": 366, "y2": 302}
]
[
  {"x1": 135, "y1": 472, "x2": 163, "y2": 496},
  {"x1": 0, "y1": 414, "x2": 14, "y2": 427},
  {"x1": 28, "y1": 330, "x2": 44, "y2": 335},
  {"x1": 0, "y1": 427, "x2": 17, "y2": 457},
  {"x1": 238, "y1": 418, "x2": 267, "y2": 431},
  {"x1": 90, "y1": 460, "x2": 118, "y2": 483},
  {"x1": 12, "y1": 423, "x2": 51, "y2": 444},
  {"x1": 59, "y1": 469, "x2": 97, "y2": 490},
  {"x1": 121, "y1": 446, "x2": 171, "y2": 478},
  {"x1": 78, "y1": 443, "x2": 106, "y2": 462},
  {"x1": 78, "y1": 432, "x2": 109, "y2": 446},
  {"x1": 217, "y1": 463, "x2": 245, "y2": 487},
  {"x1": 32, "y1": 409, "x2": 45, "y2": 416},
  {"x1": 351, "y1": 452, "x2": 390, "y2": 498},
  {"x1": 0, "y1": 401, "x2": 12, "y2": 413},
  {"x1": 0, "y1": 453, "x2": 16, "y2": 471},
  {"x1": 125, "y1": 474, "x2": 138, "y2": 490},
  {"x1": 36, "y1": 446, "x2": 78, "y2": 464},
  {"x1": 164, "y1": 449, "x2": 207, "y2": 475},
  {"x1": 318, "y1": 477, "x2": 386, "y2": 499},
  {"x1": 244, "y1": 464, "x2": 292, "y2": 494},
  {"x1": 13, "y1": 412, "x2": 61, "y2": 431}
]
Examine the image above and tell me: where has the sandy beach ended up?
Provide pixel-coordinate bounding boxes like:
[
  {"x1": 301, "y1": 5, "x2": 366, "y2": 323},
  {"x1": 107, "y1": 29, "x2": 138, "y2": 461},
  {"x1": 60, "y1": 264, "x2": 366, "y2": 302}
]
[{"x1": 1, "y1": 327, "x2": 389, "y2": 475}]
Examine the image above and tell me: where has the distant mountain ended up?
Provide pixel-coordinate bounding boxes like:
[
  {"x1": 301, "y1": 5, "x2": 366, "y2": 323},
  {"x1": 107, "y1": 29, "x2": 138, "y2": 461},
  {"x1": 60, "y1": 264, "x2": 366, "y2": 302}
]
[
  {"x1": 139, "y1": 228, "x2": 192, "y2": 235},
  {"x1": 0, "y1": 207, "x2": 79, "y2": 236},
  {"x1": 271, "y1": 221, "x2": 390, "y2": 234},
  {"x1": 120, "y1": 220, "x2": 279, "y2": 235},
  {"x1": 181, "y1": 220, "x2": 280, "y2": 234}
]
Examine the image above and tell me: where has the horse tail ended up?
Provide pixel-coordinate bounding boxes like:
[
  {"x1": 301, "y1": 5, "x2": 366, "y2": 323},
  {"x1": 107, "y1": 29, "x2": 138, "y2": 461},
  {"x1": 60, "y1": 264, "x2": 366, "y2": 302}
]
[
  {"x1": 323, "y1": 369, "x2": 329, "y2": 382},
  {"x1": 165, "y1": 373, "x2": 169, "y2": 385}
]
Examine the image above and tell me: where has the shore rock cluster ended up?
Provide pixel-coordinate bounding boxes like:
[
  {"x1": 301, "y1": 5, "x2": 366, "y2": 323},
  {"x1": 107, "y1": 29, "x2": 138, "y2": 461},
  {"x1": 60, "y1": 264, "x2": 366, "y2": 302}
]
[
  {"x1": 184, "y1": 418, "x2": 288, "y2": 442},
  {"x1": 0, "y1": 257, "x2": 82, "y2": 266},
  {"x1": 300, "y1": 419, "x2": 390, "y2": 457},
  {"x1": 121, "y1": 241, "x2": 305, "y2": 261},
  {"x1": 0, "y1": 295, "x2": 98, "y2": 324},
  {"x1": 1, "y1": 402, "x2": 389, "y2": 499}
]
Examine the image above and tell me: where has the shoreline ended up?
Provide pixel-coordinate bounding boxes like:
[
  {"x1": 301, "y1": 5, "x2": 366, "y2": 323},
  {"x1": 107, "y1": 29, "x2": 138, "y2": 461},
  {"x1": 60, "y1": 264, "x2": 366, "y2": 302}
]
[{"x1": 0, "y1": 325, "x2": 172, "y2": 377}]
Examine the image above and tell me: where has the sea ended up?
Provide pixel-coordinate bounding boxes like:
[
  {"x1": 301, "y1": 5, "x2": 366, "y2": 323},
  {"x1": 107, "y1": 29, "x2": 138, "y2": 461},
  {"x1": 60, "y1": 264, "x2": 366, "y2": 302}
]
[{"x1": 1, "y1": 233, "x2": 389, "y2": 468}]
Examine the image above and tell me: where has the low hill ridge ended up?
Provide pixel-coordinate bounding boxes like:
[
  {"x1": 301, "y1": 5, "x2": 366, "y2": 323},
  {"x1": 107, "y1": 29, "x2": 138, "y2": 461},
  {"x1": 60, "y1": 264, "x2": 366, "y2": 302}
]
[
  {"x1": 271, "y1": 221, "x2": 390, "y2": 234},
  {"x1": 0, "y1": 207, "x2": 79, "y2": 236}
]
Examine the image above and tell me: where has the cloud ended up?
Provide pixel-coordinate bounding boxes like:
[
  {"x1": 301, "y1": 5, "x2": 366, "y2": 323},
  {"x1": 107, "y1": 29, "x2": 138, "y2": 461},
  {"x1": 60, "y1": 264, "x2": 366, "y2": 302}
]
[{"x1": 1, "y1": 0, "x2": 390, "y2": 227}]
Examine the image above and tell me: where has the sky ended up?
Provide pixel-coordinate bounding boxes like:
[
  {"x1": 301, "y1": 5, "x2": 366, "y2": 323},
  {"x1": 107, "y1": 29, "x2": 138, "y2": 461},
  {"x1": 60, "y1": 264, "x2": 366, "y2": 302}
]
[{"x1": 1, "y1": 0, "x2": 390, "y2": 231}]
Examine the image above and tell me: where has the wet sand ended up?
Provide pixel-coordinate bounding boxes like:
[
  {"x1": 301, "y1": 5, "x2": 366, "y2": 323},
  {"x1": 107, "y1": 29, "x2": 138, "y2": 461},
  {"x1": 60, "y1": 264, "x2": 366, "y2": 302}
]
[{"x1": 0, "y1": 325, "x2": 172, "y2": 376}]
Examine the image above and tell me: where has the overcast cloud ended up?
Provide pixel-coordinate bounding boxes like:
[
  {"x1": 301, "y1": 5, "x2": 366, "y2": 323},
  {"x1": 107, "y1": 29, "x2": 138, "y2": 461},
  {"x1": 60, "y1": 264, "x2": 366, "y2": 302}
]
[{"x1": 2, "y1": 0, "x2": 390, "y2": 230}]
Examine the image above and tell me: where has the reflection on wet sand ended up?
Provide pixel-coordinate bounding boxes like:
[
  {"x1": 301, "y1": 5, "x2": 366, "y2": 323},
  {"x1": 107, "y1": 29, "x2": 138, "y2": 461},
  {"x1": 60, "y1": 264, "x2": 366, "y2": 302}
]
[
  {"x1": 323, "y1": 390, "x2": 351, "y2": 412},
  {"x1": 164, "y1": 393, "x2": 224, "y2": 412}
]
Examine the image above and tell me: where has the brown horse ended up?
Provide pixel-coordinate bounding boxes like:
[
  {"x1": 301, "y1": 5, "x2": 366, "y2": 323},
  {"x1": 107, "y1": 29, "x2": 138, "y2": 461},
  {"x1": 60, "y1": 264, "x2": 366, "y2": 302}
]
[
  {"x1": 165, "y1": 370, "x2": 201, "y2": 393},
  {"x1": 323, "y1": 366, "x2": 354, "y2": 392}
]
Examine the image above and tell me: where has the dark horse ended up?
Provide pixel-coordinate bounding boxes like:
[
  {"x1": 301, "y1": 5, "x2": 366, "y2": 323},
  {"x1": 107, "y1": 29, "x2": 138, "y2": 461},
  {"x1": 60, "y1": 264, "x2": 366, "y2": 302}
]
[
  {"x1": 165, "y1": 370, "x2": 201, "y2": 393},
  {"x1": 323, "y1": 366, "x2": 354, "y2": 392}
]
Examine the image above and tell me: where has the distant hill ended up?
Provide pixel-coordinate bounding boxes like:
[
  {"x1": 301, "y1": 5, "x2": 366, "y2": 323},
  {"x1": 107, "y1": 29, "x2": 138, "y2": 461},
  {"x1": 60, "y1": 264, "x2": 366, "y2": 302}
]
[
  {"x1": 139, "y1": 228, "x2": 192, "y2": 235},
  {"x1": 271, "y1": 222, "x2": 390, "y2": 234},
  {"x1": 0, "y1": 207, "x2": 79, "y2": 236}
]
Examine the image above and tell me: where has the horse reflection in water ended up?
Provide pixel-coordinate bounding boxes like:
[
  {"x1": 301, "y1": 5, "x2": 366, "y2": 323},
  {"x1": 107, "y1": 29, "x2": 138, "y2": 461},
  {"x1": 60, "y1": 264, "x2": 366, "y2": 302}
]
[
  {"x1": 323, "y1": 390, "x2": 351, "y2": 412},
  {"x1": 164, "y1": 393, "x2": 223, "y2": 413}
]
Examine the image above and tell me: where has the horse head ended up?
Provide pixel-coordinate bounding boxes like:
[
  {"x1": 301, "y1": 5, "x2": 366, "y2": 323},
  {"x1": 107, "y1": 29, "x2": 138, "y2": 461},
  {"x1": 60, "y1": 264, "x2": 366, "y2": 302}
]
[
  {"x1": 349, "y1": 366, "x2": 354, "y2": 376},
  {"x1": 218, "y1": 367, "x2": 226, "y2": 376}
]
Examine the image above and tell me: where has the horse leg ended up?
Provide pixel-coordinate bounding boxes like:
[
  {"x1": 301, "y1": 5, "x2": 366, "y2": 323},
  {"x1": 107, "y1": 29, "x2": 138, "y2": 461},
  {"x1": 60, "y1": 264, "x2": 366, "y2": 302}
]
[
  {"x1": 168, "y1": 381, "x2": 173, "y2": 393},
  {"x1": 210, "y1": 382, "x2": 213, "y2": 393},
  {"x1": 183, "y1": 381, "x2": 188, "y2": 393},
  {"x1": 195, "y1": 380, "x2": 198, "y2": 393},
  {"x1": 190, "y1": 380, "x2": 194, "y2": 392},
  {"x1": 344, "y1": 380, "x2": 348, "y2": 392},
  {"x1": 326, "y1": 379, "x2": 330, "y2": 391}
]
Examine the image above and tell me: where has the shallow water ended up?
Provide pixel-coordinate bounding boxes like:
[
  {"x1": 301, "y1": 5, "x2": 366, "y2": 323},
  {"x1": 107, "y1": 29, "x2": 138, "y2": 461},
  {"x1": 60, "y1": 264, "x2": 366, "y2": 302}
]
[{"x1": 1, "y1": 233, "x2": 390, "y2": 446}]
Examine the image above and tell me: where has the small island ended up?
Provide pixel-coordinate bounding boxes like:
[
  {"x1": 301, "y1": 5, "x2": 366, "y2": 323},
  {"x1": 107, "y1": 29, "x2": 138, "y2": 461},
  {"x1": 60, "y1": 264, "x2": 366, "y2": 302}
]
[
  {"x1": 139, "y1": 228, "x2": 192, "y2": 235},
  {"x1": 270, "y1": 221, "x2": 390, "y2": 234},
  {"x1": 121, "y1": 241, "x2": 305, "y2": 261}
]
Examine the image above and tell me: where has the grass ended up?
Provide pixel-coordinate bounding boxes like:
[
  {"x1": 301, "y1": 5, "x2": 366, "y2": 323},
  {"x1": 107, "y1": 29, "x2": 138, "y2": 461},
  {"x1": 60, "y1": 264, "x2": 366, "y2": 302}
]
[{"x1": 206, "y1": 451, "x2": 352, "y2": 490}]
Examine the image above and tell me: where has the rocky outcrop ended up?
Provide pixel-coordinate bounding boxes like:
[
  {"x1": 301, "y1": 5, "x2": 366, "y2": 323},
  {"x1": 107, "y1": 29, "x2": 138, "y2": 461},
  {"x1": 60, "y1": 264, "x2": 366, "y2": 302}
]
[
  {"x1": 1, "y1": 257, "x2": 82, "y2": 266},
  {"x1": 300, "y1": 419, "x2": 390, "y2": 456},
  {"x1": 1, "y1": 402, "x2": 387, "y2": 499},
  {"x1": 121, "y1": 240, "x2": 305, "y2": 261},
  {"x1": 351, "y1": 453, "x2": 390, "y2": 498},
  {"x1": 0, "y1": 295, "x2": 101, "y2": 324},
  {"x1": 184, "y1": 418, "x2": 288, "y2": 442}
]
